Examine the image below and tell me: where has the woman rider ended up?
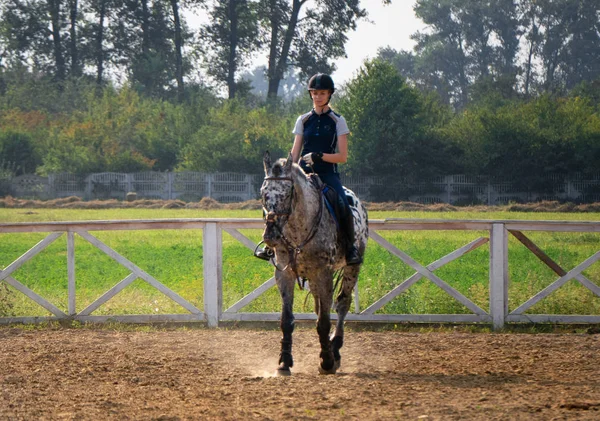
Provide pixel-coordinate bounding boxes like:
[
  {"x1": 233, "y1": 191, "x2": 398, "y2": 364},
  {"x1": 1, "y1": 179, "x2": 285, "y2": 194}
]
[{"x1": 255, "y1": 73, "x2": 362, "y2": 266}]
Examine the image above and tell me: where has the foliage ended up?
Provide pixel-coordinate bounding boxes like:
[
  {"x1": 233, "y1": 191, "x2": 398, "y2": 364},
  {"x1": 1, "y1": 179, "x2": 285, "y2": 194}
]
[
  {"x1": 178, "y1": 99, "x2": 292, "y2": 173},
  {"x1": 0, "y1": 21, "x2": 598, "y2": 184},
  {"x1": 336, "y1": 59, "x2": 453, "y2": 200},
  {"x1": 440, "y1": 94, "x2": 600, "y2": 186},
  {"x1": 24, "y1": 86, "x2": 200, "y2": 174},
  {"x1": 0, "y1": 130, "x2": 39, "y2": 175}
]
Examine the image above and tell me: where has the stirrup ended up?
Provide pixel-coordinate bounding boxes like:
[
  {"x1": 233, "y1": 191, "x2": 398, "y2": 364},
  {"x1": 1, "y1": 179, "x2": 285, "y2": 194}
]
[{"x1": 254, "y1": 243, "x2": 274, "y2": 261}]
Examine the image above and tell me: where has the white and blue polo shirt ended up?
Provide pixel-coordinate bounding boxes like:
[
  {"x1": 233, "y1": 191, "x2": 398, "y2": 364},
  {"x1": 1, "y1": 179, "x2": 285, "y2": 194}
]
[{"x1": 293, "y1": 108, "x2": 350, "y2": 174}]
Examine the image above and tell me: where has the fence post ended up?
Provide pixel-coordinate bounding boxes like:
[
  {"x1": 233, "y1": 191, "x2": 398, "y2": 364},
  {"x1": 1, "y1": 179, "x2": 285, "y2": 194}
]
[
  {"x1": 67, "y1": 232, "x2": 76, "y2": 316},
  {"x1": 126, "y1": 173, "x2": 133, "y2": 193},
  {"x1": 490, "y1": 223, "x2": 508, "y2": 330},
  {"x1": 207, "y1": 174, "x2": 213, "y2": 199},
  {"x1": 167, "y1": 172, "x2": 173, "y2": 200},
  {"x1": 48, "y1": 174, "x2": 55, "y2": 197},
  {"x1": 85, "y1": 175, "x2": 93, "y2": 200},
  {"x1": 246, "y1": 174, "x2": 253, "y2": 201},
  {"x1": 203, "y1": 222, "x2": 222, "y2": 327}
]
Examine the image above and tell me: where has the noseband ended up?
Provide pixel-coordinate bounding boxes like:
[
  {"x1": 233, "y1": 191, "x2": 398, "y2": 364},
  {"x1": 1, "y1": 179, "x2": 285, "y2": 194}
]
[{"x1": 262, "y1": 174, "x2": 324, "y2": 275}]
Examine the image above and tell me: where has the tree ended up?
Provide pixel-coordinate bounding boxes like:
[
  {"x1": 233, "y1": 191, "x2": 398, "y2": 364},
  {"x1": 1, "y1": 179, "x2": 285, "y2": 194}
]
[
  {"x1": 238, "y1": 65, "x2": 304, "y2": 101},
  {"x1": 170, "y1": 0, "x2": 185, "y2": 101},
  {"x1": 261, "y1": 0, "x2": 367, "y2": 100},
  {"x1": 1, "y1": 1, "x2": 61, "y2": 77},
  {"x1": 82, "y1": 0, "x2": 116, "y2": 86},
  {"x1": 178, "y1": 99, "x2": 292, "y2": 172},
  {"x1": 0, "y1": 130, "x2": 39, "y2": 174},
  {"x1": 411, "y1": 0, "x2": 521, "y2": 108},
  {"x1": 111, "y1": 0, "x2": 184, "y2": 99},
  {"x1": 200, "y1": 0, "x2": 261, "y2": 98},
  {"x1": 336, "y1": 60, "x2": 428, "y2": 179}
]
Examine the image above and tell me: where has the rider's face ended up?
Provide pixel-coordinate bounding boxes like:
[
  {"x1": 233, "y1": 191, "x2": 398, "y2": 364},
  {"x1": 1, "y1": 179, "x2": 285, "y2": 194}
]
[{"x1": 310, "y1": 89, "x2": 331, "y2": 107}]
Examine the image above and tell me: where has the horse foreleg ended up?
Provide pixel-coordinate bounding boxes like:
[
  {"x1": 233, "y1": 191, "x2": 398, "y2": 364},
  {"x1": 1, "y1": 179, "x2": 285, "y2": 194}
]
[
  {"x1": 314, "y1": 277, "x2": 335, "y2": 374},
  {"x1": 276, "y1": 269, "x2": 295, "y2": 376},
  {"x1": 331, "y1": 266, "x2": 360, "y2": 370}
]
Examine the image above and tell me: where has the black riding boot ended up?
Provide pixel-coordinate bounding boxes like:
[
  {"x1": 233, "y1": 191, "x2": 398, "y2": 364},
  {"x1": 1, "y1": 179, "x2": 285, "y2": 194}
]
[
  {"x1": 254, "y1": 245, "x2": 274, "y2": 261},
  {"x1": 340, "y1": 203, "x2": 362, "y2": 266}
]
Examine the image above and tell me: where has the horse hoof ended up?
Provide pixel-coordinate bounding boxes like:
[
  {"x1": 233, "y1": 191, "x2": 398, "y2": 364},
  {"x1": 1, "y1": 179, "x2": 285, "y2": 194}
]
[
  {"x1": 318, "y1": 364, "x2": 337, "y2": 375},
  {"x1": 334, "y1": 358, "x2": 341, "y2": 370},
  {"x1": 276, "y1": 367, "x2": 292, "y2": 377}
]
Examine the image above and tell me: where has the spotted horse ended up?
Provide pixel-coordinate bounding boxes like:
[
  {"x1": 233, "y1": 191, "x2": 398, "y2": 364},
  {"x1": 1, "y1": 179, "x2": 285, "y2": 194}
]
[{"x1": 260, "y1": 151, "x2": 368, "y2": 375}]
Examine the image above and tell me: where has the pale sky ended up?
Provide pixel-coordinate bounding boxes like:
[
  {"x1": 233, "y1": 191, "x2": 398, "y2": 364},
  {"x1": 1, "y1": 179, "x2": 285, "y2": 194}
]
[
  {"x1": 332, "y1": 1, "x2": 425, "y2": 85},
  {"x1": 185, "y1": 0, "x2": 425, "y2": 87}
]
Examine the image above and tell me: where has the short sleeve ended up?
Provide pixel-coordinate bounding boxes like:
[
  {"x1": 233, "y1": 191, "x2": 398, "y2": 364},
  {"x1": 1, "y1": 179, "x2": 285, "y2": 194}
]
[
  {"x1": 336, "y1": 116, "x2": 350, "y2": 136},
  {"x1": 293, "y1": 116, "x2": 304, "y2": 135}
]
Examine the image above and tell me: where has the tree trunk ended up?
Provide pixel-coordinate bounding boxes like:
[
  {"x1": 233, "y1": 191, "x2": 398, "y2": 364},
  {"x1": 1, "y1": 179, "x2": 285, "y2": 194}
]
[
  {"x1": 266, "y1": 0, "x2": 280, "y2": 99},
  {"x1": 456, "y1": 33, "x2": 469, "y2": 107},
  {"x1": 48, "y1": 0, "x2": 66, "y2": 81},
  {"x1": 95, "y1": 0, "x2": 106, "y2": 86},
  {"x1": 524, "y1": 14, "x2": 537, "y2": 97},
  {"x1": 226, "y1": 0, "x2": 238, "y2": 99},
  {"x1": 266, "y1": 0, "x2": 303, "y2": 99},
  {"x1": 68, "y1": 0, "x2": 79, "y2": 77},
  {"x1": 141, "y1": 0, "x2": 150, "y2": 56},
  {"x1": 171, "y1": 0, "x2": 185, "y2": 101}
]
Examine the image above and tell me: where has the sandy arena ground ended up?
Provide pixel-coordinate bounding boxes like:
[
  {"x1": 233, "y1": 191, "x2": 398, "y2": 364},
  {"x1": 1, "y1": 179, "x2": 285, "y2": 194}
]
[{"x1": 1, "y1": 325, "x2": 599, "y2": 420}]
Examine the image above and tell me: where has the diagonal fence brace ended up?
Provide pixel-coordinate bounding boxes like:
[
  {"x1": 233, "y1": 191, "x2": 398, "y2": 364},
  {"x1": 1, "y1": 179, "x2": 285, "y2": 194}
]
[
  {"x1": 369, "y1": 231, "x2": 488, "y2": 315},
  {"x1": 77, "y1": 231, "x2": 201, "y2": 315},
  {"x1": 363, "y1": 237, "x2": 489, "y2": 315},
  {"x1": 509, "y1": 230, "x2": 600, "y2": 297}
]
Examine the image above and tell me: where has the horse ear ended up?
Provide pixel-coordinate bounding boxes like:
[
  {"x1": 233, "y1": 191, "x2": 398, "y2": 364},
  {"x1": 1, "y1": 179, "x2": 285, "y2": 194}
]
[
  {"x1": 263, "y1": 151, "x2": 272, "y2": 175},
  {"x1": 284, "y1": 152, "x2": 293, "y2": 171}
]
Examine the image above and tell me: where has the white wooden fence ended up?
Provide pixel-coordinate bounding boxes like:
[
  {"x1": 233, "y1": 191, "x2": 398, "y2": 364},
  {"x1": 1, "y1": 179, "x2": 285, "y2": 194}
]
[{"x1": 1, "y1": 218, "x2": 599, "y2": 329}]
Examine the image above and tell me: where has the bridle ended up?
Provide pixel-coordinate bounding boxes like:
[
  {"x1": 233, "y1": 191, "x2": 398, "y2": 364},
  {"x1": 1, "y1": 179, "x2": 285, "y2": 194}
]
[{"x1": 261, "y1": 174, "x2": 324, "y2": 276}]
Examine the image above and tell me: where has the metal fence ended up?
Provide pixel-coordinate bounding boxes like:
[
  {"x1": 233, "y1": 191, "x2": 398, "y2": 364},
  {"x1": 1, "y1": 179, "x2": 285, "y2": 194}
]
[{"x1": 4, "y1": 172, "x2": 600, "y2": 204}]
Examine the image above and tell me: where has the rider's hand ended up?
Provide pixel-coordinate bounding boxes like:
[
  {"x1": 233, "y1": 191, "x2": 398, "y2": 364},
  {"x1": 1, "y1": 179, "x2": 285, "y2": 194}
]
[{"x1": 302, "y1": 152, "x2": 323, "y2": 166}]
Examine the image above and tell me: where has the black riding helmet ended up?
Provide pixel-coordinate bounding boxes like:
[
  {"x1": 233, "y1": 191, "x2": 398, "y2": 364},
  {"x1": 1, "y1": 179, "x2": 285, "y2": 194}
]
[
  {"x1": 308, "y1": 73, "x2": 335, "y2": 93},
  {"x1": 308, "y1": 73, "x2": 335, "y2": 105}
]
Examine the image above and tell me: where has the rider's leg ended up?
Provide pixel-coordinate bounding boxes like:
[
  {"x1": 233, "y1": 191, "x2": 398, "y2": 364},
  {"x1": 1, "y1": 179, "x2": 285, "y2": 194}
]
[{"x1": 319, "y1": 174, "x2": 362, "y2": 266}]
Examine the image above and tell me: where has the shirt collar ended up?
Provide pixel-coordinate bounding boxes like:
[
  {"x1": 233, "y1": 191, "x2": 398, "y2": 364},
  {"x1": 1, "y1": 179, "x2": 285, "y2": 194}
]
[{"x1": 312, "y1": 108, "x2": 332, "y2": 116}]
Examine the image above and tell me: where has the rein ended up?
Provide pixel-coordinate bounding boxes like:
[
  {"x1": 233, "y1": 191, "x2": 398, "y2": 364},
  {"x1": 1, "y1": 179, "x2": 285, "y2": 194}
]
[{"x1": 263, "y1": 174, "x2": 324, "y2": 280}]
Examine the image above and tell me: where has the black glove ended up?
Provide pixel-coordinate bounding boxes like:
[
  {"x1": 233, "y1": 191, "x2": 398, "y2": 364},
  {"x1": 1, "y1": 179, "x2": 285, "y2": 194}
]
[{"x1": 302, "y1": 152, "x2": 324, "y2": 166}]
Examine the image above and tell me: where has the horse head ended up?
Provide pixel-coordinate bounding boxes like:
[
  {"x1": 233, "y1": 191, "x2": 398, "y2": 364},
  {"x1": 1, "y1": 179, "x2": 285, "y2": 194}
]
[{"x1": 261, "y1": 151, "x2": 295, "y2": 247}]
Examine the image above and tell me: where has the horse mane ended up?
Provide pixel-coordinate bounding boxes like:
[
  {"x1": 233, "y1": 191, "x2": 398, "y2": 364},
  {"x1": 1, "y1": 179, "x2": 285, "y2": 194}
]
[{"x1": 270, "y1": 157, "x2": 312, "y2": 190}]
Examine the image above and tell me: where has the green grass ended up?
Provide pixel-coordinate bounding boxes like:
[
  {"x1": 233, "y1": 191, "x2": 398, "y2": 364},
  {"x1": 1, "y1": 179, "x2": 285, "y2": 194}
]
[{"x1": 1, "y1": 208, "x2": 600, "y2": 318}]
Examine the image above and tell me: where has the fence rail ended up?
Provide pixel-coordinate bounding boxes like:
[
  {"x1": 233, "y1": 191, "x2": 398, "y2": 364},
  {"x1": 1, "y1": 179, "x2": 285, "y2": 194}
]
[
  {"x1": 5, "y1": 172, "x2": 600, "y2": 204},
  {"x1": 1, "y1": 219, "x2": 599, "y2": 329}
]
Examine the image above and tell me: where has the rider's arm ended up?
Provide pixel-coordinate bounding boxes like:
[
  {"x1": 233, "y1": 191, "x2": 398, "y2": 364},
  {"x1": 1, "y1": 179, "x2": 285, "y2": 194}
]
[
  {"x1": 291, "y1": 134, "x2": 303, "y2": 163},
  {"x1": 321, "y1": 134, "x2": 348, "y2": 164}
]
